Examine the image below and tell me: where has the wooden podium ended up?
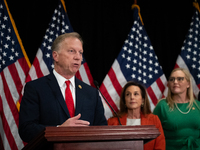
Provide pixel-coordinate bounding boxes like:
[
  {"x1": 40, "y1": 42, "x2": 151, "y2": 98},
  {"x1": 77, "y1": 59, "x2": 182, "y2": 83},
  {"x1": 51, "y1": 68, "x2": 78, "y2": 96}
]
[{"x1": 22, "y1": 125, "x2": 160, "y2": 150}]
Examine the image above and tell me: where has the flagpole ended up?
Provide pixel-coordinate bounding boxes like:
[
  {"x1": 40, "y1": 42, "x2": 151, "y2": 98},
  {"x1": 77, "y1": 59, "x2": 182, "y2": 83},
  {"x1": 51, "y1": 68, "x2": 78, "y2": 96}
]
[{"x1": 134, "y1": 0, "x2": 137, "y2": 4}]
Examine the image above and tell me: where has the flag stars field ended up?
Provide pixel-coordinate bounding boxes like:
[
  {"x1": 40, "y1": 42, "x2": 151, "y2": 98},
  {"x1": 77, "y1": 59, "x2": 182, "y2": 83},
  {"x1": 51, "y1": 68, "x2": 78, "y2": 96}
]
[
  {"x1": 100, "y1": 5, "x2": 167, "y2": 119},
  {"x1": 175, "y1": 8, "x2": 200, "y2": 97},
  {"x1": 0, "y1": 0, "x2": 31, "y2": 149}
]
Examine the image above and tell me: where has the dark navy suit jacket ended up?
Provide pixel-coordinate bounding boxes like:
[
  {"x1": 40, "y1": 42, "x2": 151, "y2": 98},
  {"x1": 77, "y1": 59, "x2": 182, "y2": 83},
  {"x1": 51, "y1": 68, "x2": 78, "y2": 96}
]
[{"x1": 19, "y1": 72, "x2": 107, "y2": 142}]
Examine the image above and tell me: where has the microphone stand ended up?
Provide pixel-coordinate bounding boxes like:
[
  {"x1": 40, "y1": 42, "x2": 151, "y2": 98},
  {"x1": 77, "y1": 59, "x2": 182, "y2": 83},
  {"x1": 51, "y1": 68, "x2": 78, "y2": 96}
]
[{"x1": 94, "y1": 81, "x2": 122, "y2": 125}]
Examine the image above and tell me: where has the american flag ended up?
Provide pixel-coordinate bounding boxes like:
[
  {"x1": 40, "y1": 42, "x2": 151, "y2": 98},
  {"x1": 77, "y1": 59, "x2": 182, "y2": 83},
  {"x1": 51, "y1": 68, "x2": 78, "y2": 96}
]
[
  {"x1": 0, "y1": 0, "x2": 31, "y2": 149},
  {"x1": 100, "y1": 4, "x2": 168, "y2": 119},
  {"x1": 25, "y1": 0, "x2": 94, "y2": 87},
  {"x1": 175, "y1": 2, "x2": 200, "y2": 98}
]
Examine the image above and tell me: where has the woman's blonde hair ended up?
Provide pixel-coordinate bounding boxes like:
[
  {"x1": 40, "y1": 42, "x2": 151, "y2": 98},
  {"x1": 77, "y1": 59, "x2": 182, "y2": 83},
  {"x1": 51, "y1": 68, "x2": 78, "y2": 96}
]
[{"x1": 167, "y1": 68, "x2": 195, "y2": 109}]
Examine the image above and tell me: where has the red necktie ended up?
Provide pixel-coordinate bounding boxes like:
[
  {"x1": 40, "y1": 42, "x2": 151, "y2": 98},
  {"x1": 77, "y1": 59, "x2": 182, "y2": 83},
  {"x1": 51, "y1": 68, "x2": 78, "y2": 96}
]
[{"x1": 65, "y1": 80, "x2": 75, "y2": 117}]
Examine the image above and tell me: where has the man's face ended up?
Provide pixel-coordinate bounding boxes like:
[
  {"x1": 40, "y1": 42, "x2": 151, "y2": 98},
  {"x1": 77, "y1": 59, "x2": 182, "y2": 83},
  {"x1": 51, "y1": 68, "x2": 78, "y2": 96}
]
[{"x1": 53, "y1": 37, "x2": 83, "y2": 77}]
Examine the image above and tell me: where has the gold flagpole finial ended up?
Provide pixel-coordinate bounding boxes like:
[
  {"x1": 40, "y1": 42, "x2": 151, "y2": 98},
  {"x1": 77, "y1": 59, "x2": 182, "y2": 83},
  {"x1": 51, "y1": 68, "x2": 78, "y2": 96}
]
[
  {"x1": 193, "y1": 1, "x2": 200, "y2": 13},
  {"x1": 131, "y1": 4, "x2": 144, "y2": 25}
]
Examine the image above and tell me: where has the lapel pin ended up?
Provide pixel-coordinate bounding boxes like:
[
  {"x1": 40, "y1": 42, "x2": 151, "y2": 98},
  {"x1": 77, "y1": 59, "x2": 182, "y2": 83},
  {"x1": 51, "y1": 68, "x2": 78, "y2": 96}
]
[
  {"x1": 78, "y1": 85, "x2": 82, "y2": 89},
  {"x1": 192, "y1": 107, "x2": 195, "y2": 110}
]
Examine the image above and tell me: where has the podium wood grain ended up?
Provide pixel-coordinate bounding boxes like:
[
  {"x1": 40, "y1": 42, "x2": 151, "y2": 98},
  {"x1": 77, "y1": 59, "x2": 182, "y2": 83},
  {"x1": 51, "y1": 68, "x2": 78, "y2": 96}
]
[{"x1": 23, "y1": 125, "x2": 160, "y2": 150}]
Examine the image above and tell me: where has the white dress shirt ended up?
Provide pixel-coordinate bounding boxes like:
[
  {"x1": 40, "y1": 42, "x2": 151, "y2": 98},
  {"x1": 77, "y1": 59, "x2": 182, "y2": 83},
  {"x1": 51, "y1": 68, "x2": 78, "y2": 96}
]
[
  {"x1": 126, "y1": 118, "x2": 141, "y2": 126},
  {"x1": 53, "y1": 69, "x2": 76, "y2": 108}
]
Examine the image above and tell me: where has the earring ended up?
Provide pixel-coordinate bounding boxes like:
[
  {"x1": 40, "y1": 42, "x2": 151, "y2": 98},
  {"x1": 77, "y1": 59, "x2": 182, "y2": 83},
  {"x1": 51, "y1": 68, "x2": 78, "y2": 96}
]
[{"x1": 141, "y1": 103, "x2": 144, "y2": 107}]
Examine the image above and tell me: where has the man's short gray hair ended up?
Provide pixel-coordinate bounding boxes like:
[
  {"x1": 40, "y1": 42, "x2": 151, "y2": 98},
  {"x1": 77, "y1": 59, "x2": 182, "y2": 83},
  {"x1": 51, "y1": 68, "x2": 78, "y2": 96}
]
[{"x1": 51, "y1": 32, "x2": 83, "y2": 52}]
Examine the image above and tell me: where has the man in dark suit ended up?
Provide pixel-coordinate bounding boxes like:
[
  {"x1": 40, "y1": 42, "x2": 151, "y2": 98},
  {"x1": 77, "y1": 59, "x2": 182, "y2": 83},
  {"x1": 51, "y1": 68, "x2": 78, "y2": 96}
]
[{"x1": 19, "y1": 32, "x2": 107, "y2": 143}]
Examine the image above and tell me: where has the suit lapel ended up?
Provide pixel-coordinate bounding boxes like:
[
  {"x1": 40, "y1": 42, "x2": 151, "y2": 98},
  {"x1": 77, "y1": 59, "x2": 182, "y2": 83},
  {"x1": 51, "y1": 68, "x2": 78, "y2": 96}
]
[
  {"x1": 120, "y1": 114, "x2": 128, "y2": 125},
  {"x1": 141, "y1": 113, "x2": 148, "y2": 125},
  {"x1": 74, "y1": 78, "x2": 84, "y2": 116},
  {"x1": 47, "y1": 73, "x2": 70, "y2": 117}
]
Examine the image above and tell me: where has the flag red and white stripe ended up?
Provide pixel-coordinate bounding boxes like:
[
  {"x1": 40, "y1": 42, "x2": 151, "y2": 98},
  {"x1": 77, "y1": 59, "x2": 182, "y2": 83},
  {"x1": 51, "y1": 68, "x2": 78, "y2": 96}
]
[
  {"x1": 0, "y1": 0, "x2": 31, "y2": 149},
  {"x1": 100, "y1": 5, "x2": 167, "y2": 119},
  {"x1": 174, "y1": 2, "x2": 200, "y2": 98},
  {"x1": 25, "y1": 0, "x2": 94, "y2": 87}
]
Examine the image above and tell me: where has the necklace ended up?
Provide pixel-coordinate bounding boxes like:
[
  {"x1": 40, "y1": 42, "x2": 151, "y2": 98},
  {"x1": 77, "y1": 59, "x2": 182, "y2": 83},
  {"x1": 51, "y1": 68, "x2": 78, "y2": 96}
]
[{"x1": 175, "y1": 103, "x2": 191, "y2": 114}]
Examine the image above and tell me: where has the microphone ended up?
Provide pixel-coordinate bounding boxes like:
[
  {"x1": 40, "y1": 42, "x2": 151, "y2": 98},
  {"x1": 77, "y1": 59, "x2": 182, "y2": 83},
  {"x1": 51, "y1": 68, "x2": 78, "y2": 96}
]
[{"x1": 94, "y1": 80, "x2": 122, "y2": 125}]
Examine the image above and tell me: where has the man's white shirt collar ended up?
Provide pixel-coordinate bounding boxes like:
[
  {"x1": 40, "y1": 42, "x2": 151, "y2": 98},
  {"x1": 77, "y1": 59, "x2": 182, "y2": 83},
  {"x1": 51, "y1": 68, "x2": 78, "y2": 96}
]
[{"x1": 53, "y1": 69, "x2": 75, "y2": 89}]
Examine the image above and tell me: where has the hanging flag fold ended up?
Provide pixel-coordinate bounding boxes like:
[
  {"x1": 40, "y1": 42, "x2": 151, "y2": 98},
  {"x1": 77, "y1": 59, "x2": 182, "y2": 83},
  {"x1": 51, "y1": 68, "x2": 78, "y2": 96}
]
[
  {"x1": 0, "y1": 0, "x2": 31, "y2": 149},
  {"x1": 174, "y1": 2, "x2": 200, "y2": 98},
  {"x1": 100, "y1": 4, "x2": 168, "y2": 119},
  {"x1": 25, "y1": 0, "x2": 94, "y2": 87}
]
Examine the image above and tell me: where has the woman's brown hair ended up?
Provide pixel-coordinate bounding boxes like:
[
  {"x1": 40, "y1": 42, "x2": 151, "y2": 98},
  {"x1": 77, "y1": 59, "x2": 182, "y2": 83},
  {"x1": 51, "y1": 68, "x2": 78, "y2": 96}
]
[{"x1": 116, "y1": 81, "x2": 152, "y2": 117}]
